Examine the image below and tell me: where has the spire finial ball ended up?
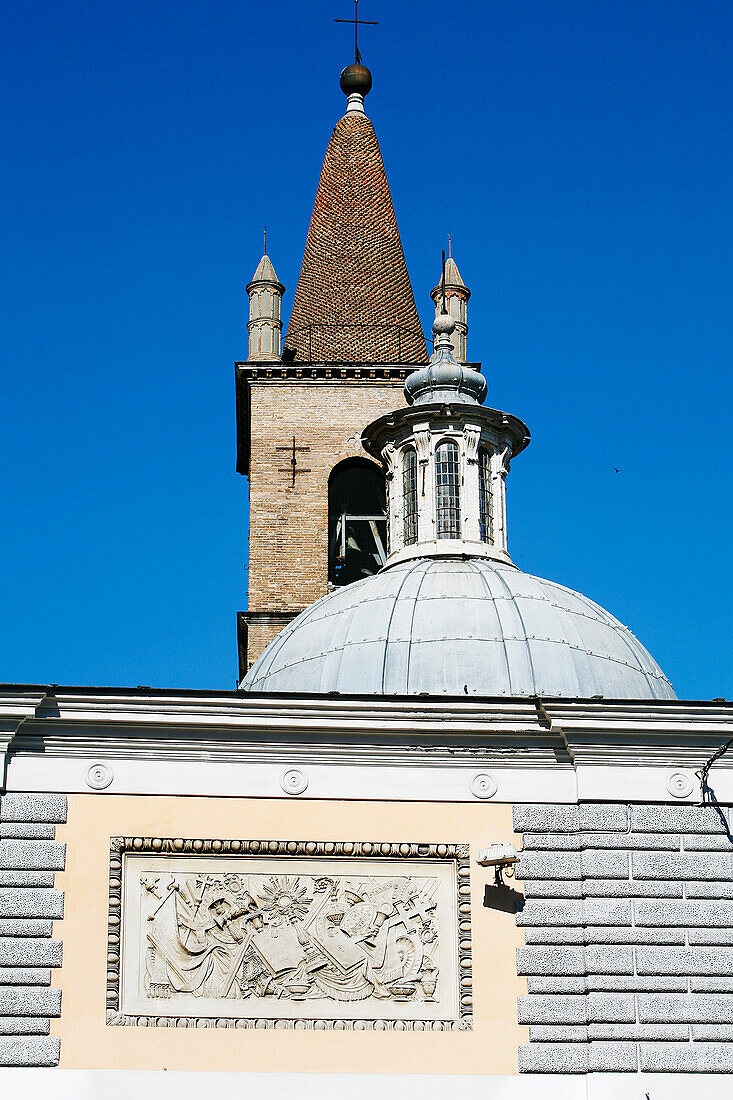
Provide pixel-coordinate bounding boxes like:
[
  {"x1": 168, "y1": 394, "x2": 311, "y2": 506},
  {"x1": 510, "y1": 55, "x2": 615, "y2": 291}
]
[
  {"x1": 340, "y1": 64, "x2": 372, "y2": 97},
  {"x1": 433, "y1": 311, "x2": 455, "y2": 337}
]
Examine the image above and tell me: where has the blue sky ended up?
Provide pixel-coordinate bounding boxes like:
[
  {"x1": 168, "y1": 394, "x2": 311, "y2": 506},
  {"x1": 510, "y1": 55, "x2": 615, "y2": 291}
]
[{"x1": 1, "y1": 0, "x2": 730, "y2": 697}]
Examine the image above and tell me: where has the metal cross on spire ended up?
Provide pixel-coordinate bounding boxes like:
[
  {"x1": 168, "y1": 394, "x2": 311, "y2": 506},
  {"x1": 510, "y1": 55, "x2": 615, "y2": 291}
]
[{"x1": 335, "y1": 1, "x2": 378, "y2": 64}]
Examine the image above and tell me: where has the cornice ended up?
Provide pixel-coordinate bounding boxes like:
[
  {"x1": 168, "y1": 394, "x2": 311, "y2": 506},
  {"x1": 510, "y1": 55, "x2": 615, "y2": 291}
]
[
  {"x1": 0, "y1": 688, "x2": 49, "y2": 791},
  {"x1": 362, "y1": 402, "x2": 531, "y2": 462},
  {"x1": 17, "y1": 692, "x2": 559, "y2": 757},
  {"x1": 1, "y1": 688, "x2": 731, "y2": 775},
  {"x1": 1, "y1": 686, "x2": 729, "y2": 724},
  {"x1": 236, "y1": 361, "x2": 419, "y2": 380}
]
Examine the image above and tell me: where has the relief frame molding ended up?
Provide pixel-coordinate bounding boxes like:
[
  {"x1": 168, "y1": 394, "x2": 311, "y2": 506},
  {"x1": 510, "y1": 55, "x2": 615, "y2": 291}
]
[{"x1": 106, "y1": 835, "x2": 472, "y2": 1032}]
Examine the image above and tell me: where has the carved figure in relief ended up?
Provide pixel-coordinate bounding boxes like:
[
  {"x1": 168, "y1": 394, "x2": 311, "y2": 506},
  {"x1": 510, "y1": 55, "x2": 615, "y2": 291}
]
[{"x1": 141, "y1": 870, "x2": 440, "y2": 1007}]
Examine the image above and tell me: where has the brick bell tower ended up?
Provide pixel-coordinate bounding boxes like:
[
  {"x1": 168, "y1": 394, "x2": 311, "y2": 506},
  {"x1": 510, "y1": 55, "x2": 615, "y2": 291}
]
[{"x1": 235, "y1": 61, "x2": 428, "y2": 679}]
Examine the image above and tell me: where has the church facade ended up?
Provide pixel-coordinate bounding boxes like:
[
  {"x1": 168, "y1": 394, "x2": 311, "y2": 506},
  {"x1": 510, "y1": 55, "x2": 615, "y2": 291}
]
[{"x1": 1, "y1": 59, "x2": 732, "y2": 1097}]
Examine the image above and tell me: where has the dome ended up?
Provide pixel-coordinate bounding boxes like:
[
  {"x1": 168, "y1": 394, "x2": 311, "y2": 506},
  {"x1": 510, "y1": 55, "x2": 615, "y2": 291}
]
[{"x1": 243, "y1": 558, "x2": 675, "y2": 700}]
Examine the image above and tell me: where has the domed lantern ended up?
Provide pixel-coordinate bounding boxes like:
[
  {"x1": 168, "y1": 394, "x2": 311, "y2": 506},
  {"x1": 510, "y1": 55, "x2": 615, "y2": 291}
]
[{"x1": 362, "y1": 308, "x2": 528, "y2": 567}]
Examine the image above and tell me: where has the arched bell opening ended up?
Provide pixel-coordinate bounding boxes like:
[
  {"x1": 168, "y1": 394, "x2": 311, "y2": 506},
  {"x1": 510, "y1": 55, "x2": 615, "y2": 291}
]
[{"x1": 328, "y1": 458, "x2": 387, "y2": 587}]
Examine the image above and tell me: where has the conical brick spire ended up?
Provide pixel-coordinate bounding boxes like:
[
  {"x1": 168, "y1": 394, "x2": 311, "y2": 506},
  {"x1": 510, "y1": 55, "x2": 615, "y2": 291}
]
[{"x1": 284, "y1": 108, "x2": 427, "y2": 364}]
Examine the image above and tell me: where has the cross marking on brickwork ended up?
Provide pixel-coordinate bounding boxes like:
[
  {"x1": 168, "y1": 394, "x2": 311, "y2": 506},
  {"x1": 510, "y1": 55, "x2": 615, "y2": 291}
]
[
  {"x1": 276, "y1": 436, "x2": 311, "y2": 487},
  {"x1": 334, "y1": 1, "x2": 378, "y2": 65}
]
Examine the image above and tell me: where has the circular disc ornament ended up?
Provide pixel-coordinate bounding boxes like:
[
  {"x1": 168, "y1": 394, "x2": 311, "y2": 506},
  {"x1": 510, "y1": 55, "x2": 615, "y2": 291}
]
[
  {"x1": 470, "y1": 772, "x2": 498, "y2": 800},
  {"x1": 86, "y1": 762, "x2": 113, "y2": 790},
  {"x1": 666, "y1": 771, "x2": 695, "y2": 799},
  {"x1": 280, "y1": 768, "x2": 308, "y2": 796}
]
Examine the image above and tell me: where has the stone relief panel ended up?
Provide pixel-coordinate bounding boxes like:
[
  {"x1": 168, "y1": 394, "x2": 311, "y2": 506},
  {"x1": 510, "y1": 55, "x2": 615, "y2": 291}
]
[{"x1": 108, "y1": 838, "x2": 471, "y2": 1030}]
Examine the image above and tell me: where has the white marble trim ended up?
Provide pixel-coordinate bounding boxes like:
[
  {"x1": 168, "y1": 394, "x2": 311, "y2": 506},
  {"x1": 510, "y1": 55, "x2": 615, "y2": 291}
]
[{"x1": 4, "y1": 1070, "x2": 733, "y2": 1099}]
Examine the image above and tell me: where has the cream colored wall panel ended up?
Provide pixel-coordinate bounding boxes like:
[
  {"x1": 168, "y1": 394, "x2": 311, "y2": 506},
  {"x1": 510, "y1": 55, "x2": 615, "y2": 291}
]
[{"x1": 51, "y1": 794, "x2": 527, "y2": 1075}]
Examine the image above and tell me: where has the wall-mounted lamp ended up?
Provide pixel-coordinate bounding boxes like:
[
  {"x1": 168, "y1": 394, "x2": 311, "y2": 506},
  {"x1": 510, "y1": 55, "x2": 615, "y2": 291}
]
[{"x1": 477, "y1": 843, "x2": 520, "y2": 887}]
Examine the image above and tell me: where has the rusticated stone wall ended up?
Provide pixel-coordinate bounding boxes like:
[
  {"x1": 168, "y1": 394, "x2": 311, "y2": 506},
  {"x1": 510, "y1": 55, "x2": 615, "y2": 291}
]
[
  {"x1": 514, "y1": 801, "x2": 733, "y2": 1073},
  {"x1": 0, "y1": 793, "x2": 66, "y2": 1066}
]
